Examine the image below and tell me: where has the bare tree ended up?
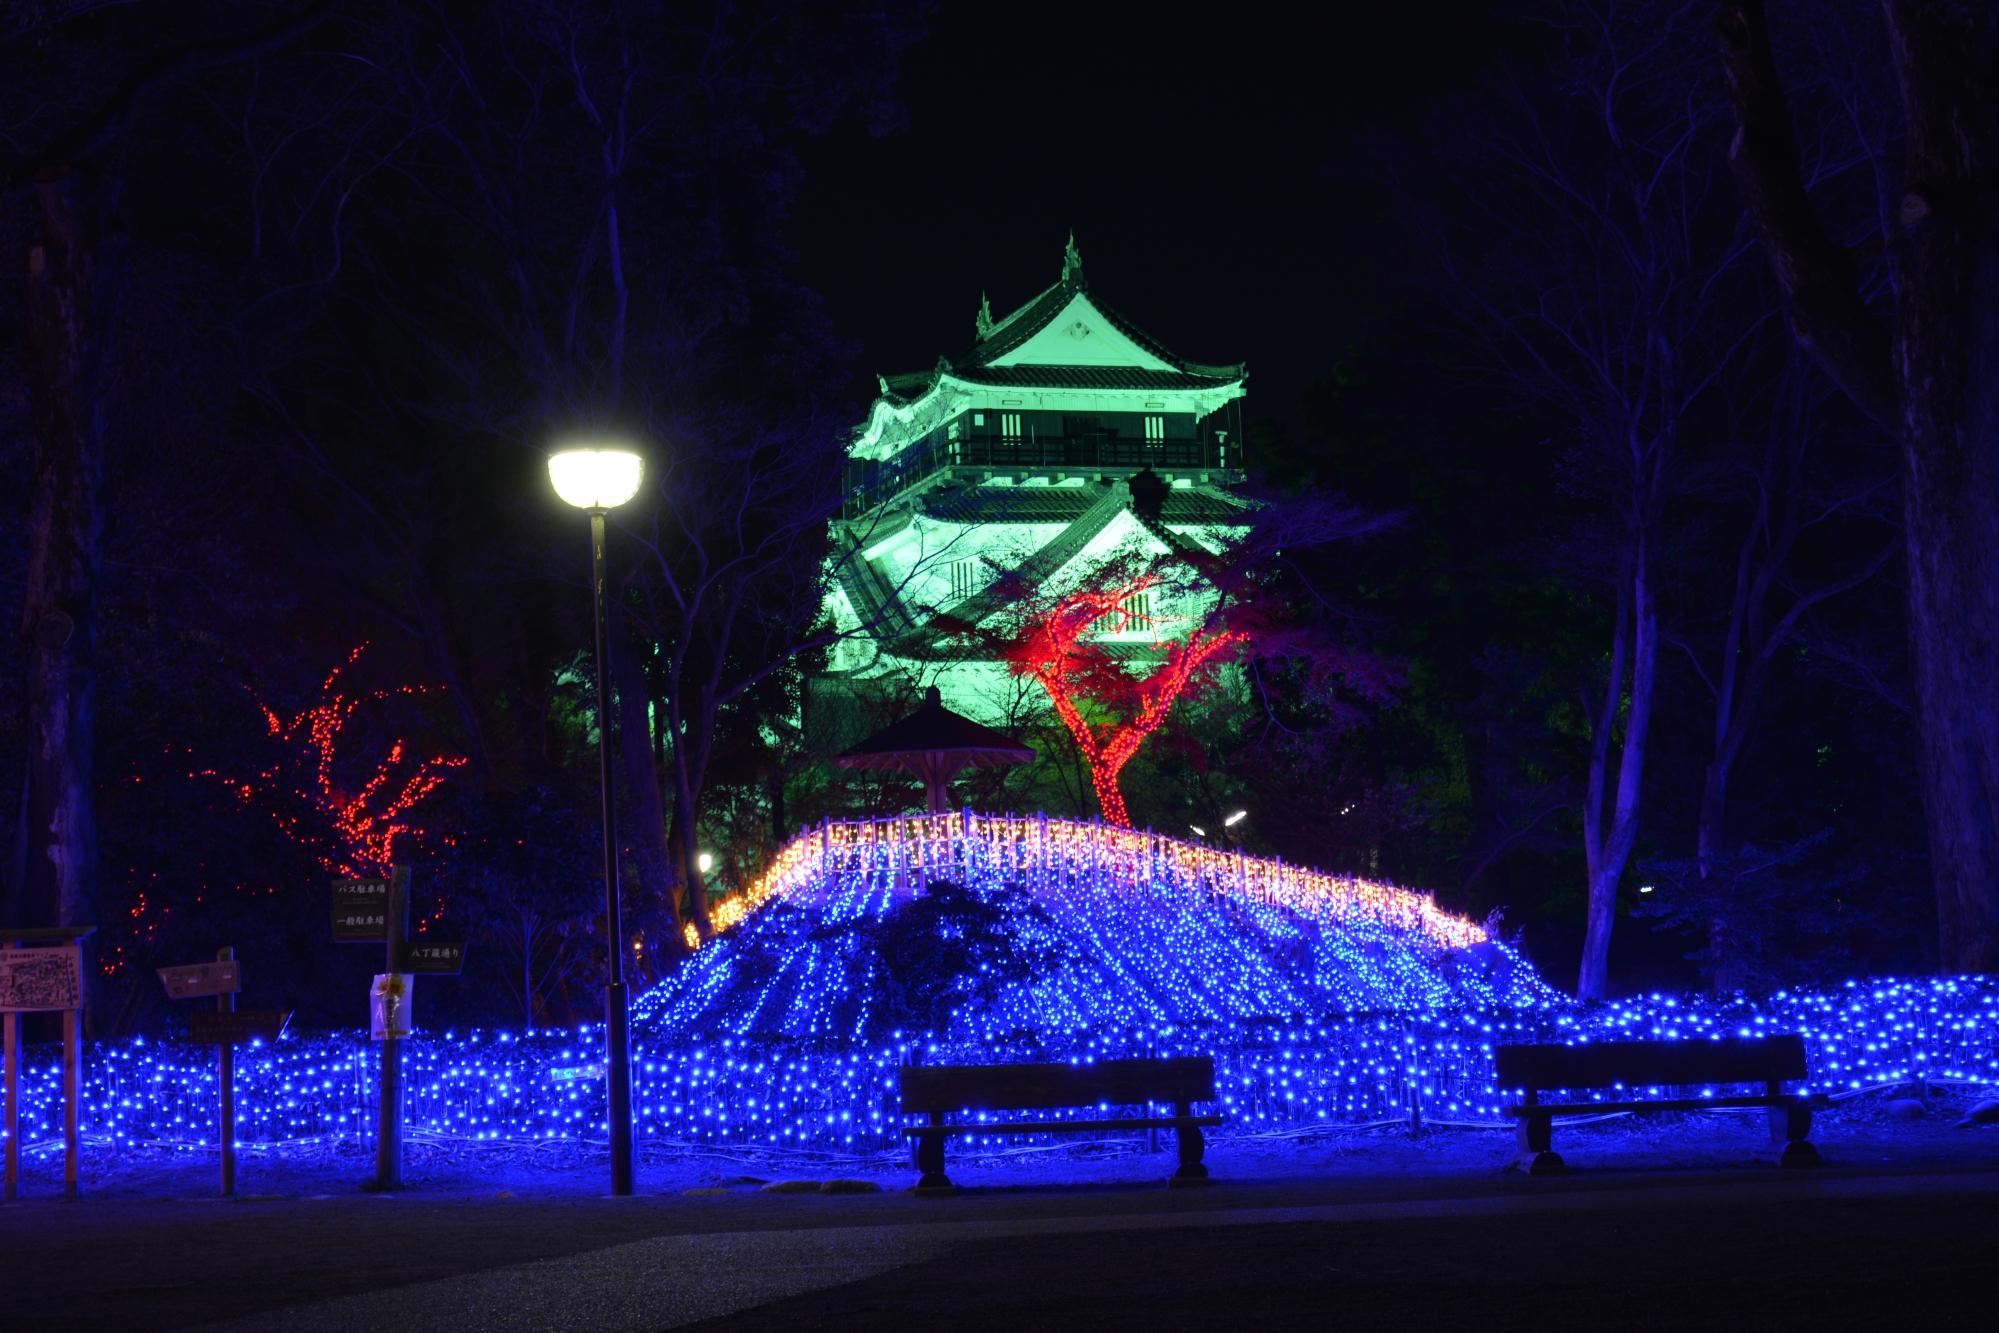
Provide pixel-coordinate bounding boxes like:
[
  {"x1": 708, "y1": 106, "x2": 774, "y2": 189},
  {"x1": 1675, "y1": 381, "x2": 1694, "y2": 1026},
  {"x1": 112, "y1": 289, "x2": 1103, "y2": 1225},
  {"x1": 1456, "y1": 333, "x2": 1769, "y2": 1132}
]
[
  {"x1": 1, "y1": 3, "x2": 334, "y2": 979},
  {"x1": 1672, "y1": 348, "x2": 1895, "y2": 984},
  {"x1": 1720, "y1": 0, "x2": 1999, "y2": 971},
  {"x1": 229, "y1": 1, "x2": 920, "y2": 947},
  {"x1": 1435, "y1": 0, "x2": 1768, "y2": 997}
]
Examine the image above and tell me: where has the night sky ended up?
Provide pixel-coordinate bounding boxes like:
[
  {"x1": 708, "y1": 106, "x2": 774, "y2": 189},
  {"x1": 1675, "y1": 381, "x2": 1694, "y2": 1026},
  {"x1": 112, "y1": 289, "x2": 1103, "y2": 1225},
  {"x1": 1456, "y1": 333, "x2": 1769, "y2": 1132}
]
[
  {"x1": 796, "y1": 2, "x2": 1523, "y2": 427},
  {"x1": 1, "y1": 0, "x2": 1975, "y2": 1020}
]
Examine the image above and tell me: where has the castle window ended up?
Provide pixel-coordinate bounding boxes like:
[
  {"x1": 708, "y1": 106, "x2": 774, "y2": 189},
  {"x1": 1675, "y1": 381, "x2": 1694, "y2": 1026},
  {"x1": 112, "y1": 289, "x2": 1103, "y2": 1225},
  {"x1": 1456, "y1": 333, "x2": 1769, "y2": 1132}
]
[
  {"x1": 1000, "y1": 412, "x2": 1022, "y2": 442},
  {"x1": 1094, "y1": 590, "x2": 1153, "y2": 636},
  {"x1": 948, "y1": 559, "x2": 980, "y2": 603},
  {"x1": 973, "y1": 412, "x2": 985, "y2": 426},
  {"x1": 1144, "y1": 415, "x2": 1165, "y2": 443}
]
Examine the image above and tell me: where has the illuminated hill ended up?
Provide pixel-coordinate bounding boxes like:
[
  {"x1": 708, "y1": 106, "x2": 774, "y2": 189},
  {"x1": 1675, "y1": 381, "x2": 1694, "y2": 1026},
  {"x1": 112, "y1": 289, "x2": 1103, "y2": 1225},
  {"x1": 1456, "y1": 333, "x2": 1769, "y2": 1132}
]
[{"x1": 633, "y1": 813, "x2": 1560, "y2": 1043}]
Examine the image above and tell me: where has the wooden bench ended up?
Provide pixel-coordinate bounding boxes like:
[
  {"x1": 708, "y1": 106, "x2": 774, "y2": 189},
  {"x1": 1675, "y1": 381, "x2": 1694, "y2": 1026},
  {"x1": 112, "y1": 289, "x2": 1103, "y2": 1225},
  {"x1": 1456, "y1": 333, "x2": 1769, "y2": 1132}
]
[
  {"x1": 1495, "y1": 1034, "x2": 1828, "y2": 1174},
  {"x1": 899, "y1": 1056, "x2": 1223, "y2": 1192}
]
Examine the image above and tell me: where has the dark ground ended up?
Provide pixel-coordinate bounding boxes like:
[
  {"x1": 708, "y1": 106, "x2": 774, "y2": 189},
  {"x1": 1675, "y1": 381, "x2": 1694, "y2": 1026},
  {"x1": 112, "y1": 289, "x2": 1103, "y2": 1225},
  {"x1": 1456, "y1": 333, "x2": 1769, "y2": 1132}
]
[
  {"x1": 693, "y1": 1186, "x2": 1997, "y2": 1332},
  {"x1": 3, "y1": 1108, "x2": 1994, "y2": 1331}
]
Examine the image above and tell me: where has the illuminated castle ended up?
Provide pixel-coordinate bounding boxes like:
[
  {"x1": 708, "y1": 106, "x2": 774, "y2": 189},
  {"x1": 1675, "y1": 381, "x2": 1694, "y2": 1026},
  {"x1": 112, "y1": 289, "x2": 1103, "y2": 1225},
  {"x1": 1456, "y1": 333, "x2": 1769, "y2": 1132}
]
[{"x1": 823, "y1": 238, "x2": 1252, "y2": 721}]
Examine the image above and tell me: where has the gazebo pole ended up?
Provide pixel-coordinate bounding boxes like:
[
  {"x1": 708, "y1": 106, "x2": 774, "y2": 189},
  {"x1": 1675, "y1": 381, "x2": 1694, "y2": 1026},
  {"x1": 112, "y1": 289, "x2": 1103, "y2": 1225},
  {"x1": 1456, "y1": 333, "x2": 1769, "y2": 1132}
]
[{"x1": 923, "y1": 752, "x2": 947, "y2": 814}]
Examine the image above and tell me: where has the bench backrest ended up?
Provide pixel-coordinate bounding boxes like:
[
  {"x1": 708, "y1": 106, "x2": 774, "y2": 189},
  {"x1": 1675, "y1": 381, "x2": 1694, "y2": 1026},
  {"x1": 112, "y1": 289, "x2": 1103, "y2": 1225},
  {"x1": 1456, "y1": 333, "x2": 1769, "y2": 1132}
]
[
  {"x1": 899, "y1": 1057, "x2": 1216, "y2": 1113},
  {"x1": 1494, "y1": 1034, "x2": 1808, "y2": 1092}
]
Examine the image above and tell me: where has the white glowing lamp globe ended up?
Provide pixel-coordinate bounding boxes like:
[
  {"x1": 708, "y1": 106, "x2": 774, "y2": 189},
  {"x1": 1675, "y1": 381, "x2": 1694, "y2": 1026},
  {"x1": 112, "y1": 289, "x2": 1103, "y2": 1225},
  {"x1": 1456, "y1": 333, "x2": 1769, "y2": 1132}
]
[{"x1": 549, "y1": 447, "x2": 644, "y2": 510}]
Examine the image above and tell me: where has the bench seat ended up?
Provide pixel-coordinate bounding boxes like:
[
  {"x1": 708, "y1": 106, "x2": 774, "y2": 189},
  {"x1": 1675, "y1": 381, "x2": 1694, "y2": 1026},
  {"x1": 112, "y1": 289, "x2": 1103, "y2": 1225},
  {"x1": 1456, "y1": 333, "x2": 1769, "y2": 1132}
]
[
  {"x1": 904, "y1": 1114, "x2": 1225, "y2": 1139},
  {"x1": 899, "y1": 1056, "x2": 1222, "y2": 1191},
  {"x1": 1505, "y1": 1093, "x2": 1828, "y2": 1118},
  {"x1": 1496, "y1": 1035, "x2": 1826, "y2": 1174}
]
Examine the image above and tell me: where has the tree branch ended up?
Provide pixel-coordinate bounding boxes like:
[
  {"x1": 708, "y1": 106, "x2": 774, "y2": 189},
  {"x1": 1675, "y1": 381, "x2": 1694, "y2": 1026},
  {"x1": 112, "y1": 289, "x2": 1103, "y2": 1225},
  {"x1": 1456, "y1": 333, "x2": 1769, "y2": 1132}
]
[
  {"x1": 1717, "y1": 0, "x2": 1897, "y2": 430},
  {"x1": 1, "y1": 0, "x2": 341, "y2": 190}
]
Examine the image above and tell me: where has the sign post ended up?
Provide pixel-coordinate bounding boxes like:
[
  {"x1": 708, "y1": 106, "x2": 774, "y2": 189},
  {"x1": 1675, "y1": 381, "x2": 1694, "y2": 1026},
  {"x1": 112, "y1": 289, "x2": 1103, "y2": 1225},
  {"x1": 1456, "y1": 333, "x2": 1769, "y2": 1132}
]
[
  {"x1": 331, "y1": 866, "x2": 468, "y2": 1190},
  {"x1": 333, "y1": 866, "x2": 410, "y2": 1189},
  {"x1": 377, "y1": 866, "x2": 408, "y2": 1190},
  {"x1": 216, "y1": 945, "x2": 236, "y2": 1197},
  {"x1": 2, "y1": 926, "x2": 93, "y2": 1201},
  {"x1": 159, "y1": 948, "x2": 287, "y2": 1197}
]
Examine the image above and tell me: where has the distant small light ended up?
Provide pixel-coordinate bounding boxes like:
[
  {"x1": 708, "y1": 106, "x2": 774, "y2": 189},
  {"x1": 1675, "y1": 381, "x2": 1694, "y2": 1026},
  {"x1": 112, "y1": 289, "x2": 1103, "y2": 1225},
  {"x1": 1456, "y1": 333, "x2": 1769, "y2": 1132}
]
[
  {"x1": 697, "y1": 852, "x2": 714, "y2": 875},
  {"x1": 1189, "y1": 825, "x2": 1207, "y2": 838},
  {"x1": 1224, "y1": 810, "x2": 1248, "y2": 827},
  {"x1": 1638, "y1": 884, "x2": 1655, "y2": 895}
]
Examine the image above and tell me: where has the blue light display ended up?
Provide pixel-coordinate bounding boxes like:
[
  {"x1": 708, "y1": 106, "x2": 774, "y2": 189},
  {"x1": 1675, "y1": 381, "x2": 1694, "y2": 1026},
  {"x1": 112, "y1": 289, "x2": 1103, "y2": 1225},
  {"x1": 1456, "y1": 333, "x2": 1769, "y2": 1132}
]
[
  {"x1": 639, "y1": 812, "x2": 1561, "y2": 1038},
  {"x1": 3, "y1": 980, "x2": 1995, "y2": 1155},
  {"x1": 4, "y1": 815, "x2": 1995, "y2": 1158}
]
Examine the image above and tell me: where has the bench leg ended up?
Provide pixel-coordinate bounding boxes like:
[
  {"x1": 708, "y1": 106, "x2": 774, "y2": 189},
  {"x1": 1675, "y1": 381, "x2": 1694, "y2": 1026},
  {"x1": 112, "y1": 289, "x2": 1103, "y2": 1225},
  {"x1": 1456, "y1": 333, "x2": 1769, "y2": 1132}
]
[
  {"x1": 1516, "y1": 1110, "x2": 1564, "y2": 1175},
  {"x1": 1769, "y1": 1102, "x2": 1821, "y2": 1168},
  {"x1": 912, "y1": 1130, "x2": 953, "y2": 1192},
  {"x1": 1171, "y1": 1117, "x2": 1210, "y2": 1187}
]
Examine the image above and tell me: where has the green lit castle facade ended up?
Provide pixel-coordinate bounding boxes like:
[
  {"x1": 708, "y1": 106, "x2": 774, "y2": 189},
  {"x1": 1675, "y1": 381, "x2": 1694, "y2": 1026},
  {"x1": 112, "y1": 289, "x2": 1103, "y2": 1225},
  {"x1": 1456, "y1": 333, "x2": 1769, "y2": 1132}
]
[{"x1": 824, "y1": 240, "x2": 1251, "y2": 722}]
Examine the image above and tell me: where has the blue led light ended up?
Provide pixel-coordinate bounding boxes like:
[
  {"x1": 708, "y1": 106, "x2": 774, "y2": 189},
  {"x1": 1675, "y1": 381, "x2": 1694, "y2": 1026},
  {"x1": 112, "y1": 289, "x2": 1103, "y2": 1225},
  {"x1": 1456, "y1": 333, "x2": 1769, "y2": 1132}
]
[{"x1": 3, "y1": 816, "x2": 1993, "y2": 1155}]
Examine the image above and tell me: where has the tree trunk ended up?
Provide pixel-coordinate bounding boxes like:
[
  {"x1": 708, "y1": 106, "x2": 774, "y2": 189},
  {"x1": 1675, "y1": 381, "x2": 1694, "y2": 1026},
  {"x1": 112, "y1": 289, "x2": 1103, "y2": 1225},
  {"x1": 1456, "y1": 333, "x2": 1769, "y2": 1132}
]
[
  {"x1": 519, "y1": 905, "x2": 534, "y2": 1029},
  {"x1": 1577, "y1": 526, "x2": 1658, "y2": 1001},
  {"x1": 1696, "y1": 757, "x2": 1746, "y2": 991},
  {"x1": 611, "y1": 625, "x2": 673, "y2": 925},
  {"x1": 12, "y1": 174, "x2": 113, "y2": 976},
  {"x1": 1889, "y1": 4, "x2": 1999, "y2": 973},
  {"x1": 670, "y1": 757, "x2": 707, "y2": 937},
  {"x1": 768, "y1": 769, "x2": 789, "y2": 847}
]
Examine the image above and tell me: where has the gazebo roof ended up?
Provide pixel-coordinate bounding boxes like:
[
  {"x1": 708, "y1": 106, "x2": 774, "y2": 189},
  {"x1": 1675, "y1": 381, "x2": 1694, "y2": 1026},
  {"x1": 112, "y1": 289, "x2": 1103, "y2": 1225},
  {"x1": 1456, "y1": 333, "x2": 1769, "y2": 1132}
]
[{"x1": 835, "y1": 687, "x2": 1034, "y2": 772}]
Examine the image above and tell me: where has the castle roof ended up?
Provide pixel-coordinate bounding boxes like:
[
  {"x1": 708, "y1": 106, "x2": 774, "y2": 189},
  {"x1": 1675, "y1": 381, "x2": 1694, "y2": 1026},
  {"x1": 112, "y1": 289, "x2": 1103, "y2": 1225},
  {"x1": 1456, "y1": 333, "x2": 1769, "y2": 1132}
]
[{"x1": 877, "y1": 236, "x2": 1244, "y2": 403}]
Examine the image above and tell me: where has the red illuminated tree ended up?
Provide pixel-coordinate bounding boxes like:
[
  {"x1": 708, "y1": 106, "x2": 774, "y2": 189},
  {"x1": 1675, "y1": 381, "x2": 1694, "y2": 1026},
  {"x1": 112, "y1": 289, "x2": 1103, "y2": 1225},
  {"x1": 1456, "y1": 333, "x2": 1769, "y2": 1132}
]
[
  {"x1": 193, "y1": 644, "x2": 467, "y2": 878},
  {"x1": 1002, "y1": 574, "x2": 1244, "y2": 828}
]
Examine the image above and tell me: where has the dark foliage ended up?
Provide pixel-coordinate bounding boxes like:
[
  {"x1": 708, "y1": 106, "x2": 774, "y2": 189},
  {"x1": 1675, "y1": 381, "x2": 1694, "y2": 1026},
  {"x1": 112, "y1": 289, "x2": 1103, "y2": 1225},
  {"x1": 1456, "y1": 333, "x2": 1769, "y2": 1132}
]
[{"x1": 843, "y1": 878, "x2": 1070, "y2": 1039}]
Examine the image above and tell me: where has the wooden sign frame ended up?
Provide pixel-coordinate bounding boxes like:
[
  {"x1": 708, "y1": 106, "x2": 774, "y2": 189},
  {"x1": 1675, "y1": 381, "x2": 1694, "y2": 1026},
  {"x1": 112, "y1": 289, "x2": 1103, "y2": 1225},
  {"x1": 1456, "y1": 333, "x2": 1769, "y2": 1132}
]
[{"x1": 2, "y1": 926, "x2": 92, "y2": 1201}]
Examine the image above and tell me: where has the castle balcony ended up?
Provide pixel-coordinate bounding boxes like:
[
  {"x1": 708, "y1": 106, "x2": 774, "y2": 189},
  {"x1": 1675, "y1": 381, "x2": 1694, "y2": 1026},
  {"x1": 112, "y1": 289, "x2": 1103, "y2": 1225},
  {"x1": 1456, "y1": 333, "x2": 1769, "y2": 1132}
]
[{"x1": 843, "y1": 434, "x2": 1240, "y2": 519}]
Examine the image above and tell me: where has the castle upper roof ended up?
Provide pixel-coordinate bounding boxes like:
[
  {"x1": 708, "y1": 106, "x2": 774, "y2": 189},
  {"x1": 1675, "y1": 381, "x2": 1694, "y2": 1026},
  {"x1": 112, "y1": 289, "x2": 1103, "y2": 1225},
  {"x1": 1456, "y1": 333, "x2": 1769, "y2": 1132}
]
[{"x1": 876, "y1": 235, "x2": 1244, "y2": 404}]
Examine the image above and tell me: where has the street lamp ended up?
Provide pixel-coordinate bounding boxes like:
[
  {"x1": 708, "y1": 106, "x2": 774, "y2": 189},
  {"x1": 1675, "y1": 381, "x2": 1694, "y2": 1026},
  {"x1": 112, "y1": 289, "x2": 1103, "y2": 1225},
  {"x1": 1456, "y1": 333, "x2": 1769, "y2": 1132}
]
[{"x1": 549, "y1": 444, "x2": 644, "y2": 1197}]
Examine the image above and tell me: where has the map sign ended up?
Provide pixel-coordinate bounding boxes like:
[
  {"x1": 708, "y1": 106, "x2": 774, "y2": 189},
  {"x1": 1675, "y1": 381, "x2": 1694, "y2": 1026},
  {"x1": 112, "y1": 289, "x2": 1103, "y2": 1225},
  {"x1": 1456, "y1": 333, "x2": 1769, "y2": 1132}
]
[{"x1": 0, "y1": 946, "x2": 82, "y2": 1012}]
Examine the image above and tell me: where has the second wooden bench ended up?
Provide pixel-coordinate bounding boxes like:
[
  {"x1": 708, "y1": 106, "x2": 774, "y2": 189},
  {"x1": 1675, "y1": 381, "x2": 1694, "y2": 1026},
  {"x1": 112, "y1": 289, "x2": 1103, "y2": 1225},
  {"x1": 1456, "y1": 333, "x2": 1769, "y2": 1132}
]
[{"x1": 1495, "y1": 1033, "x2": 1828, "y2": 1174}]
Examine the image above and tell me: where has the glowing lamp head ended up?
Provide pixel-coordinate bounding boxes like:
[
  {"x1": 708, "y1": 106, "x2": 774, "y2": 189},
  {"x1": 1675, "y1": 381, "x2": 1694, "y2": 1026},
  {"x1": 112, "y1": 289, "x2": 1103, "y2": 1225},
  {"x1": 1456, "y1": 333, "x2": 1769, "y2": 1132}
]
[
  {"x1": 1224, "y1": 810, "x2": 1248, "y2": 827},
  {"x1": 548, "y1": 447, "x2": 644, "y2": 510},
  {"x1": 697, "y1": 852, "x2": 714, "y2": 875}
]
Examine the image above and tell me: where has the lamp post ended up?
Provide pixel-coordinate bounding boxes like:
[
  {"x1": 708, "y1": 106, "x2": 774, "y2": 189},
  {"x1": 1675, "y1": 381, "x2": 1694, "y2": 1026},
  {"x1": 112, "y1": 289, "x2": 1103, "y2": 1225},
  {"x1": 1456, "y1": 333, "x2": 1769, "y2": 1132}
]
[{"x1": 549, "y1": 445, "x2": 645, "y2": 1197}]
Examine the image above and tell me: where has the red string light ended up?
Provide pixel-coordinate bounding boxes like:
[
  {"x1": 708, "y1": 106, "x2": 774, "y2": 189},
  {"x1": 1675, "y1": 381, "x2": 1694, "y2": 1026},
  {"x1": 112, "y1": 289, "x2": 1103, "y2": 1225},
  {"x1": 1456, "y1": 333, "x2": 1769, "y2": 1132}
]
[
  {"x1": 190, "y1": 644, "x2": 467, "y2": 877},
  {"x1": 1005, "y1": 575, "x2": 1244, "y2": 827}
]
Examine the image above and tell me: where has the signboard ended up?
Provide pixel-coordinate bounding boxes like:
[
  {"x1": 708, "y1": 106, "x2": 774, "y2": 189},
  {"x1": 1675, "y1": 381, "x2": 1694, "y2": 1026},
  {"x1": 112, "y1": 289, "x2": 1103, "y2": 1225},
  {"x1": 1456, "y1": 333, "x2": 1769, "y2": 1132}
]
[
  {"x1": 370, "y1": 974, "x2": 413, "y2": 1040},
  {"x1": 188, "y1": 1009, "x2": 292, "y2": 1046},
  {"x1": 157, "y1": 959, "x2": 242, "y2": 1000},
  {"x1": 0, "y1": 946, "x2": 83, "y2": 1013},
  {"x1": 402, "y1": 940, "x2": 466, "y2": 975},
  {"x1": 331, "y1": 878, "x2": 392, "y2": 941}
]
